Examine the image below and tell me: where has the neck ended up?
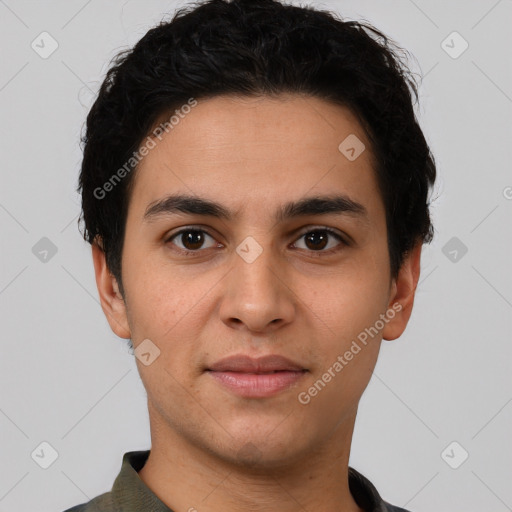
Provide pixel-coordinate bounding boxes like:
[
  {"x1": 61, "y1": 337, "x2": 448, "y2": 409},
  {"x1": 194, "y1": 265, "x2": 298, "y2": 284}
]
[{"x1": 138, "y1": 403, "x2": 364, "y2": 512}]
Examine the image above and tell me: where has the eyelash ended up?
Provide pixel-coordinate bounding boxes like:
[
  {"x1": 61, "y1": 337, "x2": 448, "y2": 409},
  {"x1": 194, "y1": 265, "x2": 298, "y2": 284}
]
[{"x1": 164, "y1": 226, "x2": 348, "y2": 257}]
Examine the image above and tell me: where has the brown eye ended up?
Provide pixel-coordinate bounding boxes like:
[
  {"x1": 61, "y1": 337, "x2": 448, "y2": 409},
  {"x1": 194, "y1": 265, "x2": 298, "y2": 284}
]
[
  {"x1": 167, "y1": 229, "x2": 218, "y2": 252},
  {"x1": 304, "y1": 231, "x2": 329, "y2": 250},
  {"x1": 293, "y1": 228, "x2": 346, "y2": 253}
]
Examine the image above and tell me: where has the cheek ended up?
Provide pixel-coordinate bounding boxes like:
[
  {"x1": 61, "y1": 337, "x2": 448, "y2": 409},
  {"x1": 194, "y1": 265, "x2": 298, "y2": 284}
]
[
  {"x1": 122, "y1": 258, "x2": 216, "y2": 379},
  {"x1": 301, "y1": 261, "x2": 390, "y2": 341},
  {"x1": 122, "y1": 248, "x2": 196, "y2": 336},
  {"x1": 295, "y1": 273, "x2": 386, "y2": 418}
]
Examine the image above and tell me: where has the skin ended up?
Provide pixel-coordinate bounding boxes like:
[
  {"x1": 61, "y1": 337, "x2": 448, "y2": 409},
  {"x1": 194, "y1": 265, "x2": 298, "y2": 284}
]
[{"x1": 92, "y1": 94, "x2": 421, "y2": 512}]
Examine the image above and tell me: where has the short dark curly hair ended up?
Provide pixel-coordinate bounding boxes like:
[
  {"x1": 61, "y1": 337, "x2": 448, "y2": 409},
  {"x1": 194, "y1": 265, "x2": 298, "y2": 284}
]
[{"x1": 78, "y1": 0, "x2": 436, "y2": 297}]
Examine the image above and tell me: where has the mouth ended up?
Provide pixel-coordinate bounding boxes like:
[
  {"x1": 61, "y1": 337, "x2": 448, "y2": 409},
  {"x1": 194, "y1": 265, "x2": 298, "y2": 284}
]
[{"x1": 206, "y1": 354, "x2": 308, "y2": 398}]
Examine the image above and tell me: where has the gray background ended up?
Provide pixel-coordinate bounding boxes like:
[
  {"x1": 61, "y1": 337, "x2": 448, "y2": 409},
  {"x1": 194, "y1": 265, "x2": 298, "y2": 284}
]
[{"x1": 1, "y1": 0, "x2": 511, "y2": 511}]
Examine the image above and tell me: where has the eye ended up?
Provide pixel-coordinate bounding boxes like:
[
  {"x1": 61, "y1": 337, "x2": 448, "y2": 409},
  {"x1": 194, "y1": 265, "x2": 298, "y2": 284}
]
[
  {"x1": 165, "y1": 226, "x2": 348, "y2": 256},
  {"x1": 166, "y1": 228, "x2": 220, "y2": 253},
  {"x1": 292, "y1": 228, "x2": 347, "y2": 253}
]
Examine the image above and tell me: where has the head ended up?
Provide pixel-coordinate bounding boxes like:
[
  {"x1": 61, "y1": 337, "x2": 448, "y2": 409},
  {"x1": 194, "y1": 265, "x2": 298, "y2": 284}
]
[{"x1": 80, "y1": 0, "x2": 435, "y2": 468}]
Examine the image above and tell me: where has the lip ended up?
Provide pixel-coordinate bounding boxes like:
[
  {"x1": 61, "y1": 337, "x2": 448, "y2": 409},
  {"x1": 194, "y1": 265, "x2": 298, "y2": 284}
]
[
  {"x1": 208, "y1": 354, "x2": 306, "y2": 373},
  {"x1": 206, "y1": 354, "x2": 308, "y2": 398}
]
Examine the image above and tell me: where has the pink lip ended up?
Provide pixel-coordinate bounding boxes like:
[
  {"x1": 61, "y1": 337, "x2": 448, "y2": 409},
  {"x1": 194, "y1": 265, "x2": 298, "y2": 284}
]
[{"x1": 206, "y1": 355, "x2": 307, "y2": 398}]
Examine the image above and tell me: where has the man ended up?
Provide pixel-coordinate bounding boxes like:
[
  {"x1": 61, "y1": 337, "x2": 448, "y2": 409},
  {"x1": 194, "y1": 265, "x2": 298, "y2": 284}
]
[{"x1": 65, "y1": 0, "x2": 436, "y2": 510}]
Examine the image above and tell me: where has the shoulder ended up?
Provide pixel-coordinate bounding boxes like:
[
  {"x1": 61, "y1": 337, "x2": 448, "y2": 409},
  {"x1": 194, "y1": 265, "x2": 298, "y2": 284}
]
[
  {"x1": 348, "y1": 466, "x2": 413, "y2": 512},
  {"x1": 382, "y1": 500, "x2": 413, "y2": 512},
  {"x1": 61, "y1": 490, "x2": 115, "y2": 512}
]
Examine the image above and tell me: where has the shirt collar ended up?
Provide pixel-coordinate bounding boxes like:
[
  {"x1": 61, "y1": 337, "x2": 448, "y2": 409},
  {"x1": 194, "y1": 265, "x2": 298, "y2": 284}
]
[{"x1": 110, "y1": 450, "x2": 404, "y2": 512}]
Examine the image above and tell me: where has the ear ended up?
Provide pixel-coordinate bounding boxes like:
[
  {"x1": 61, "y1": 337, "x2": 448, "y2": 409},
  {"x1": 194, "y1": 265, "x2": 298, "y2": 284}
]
[
  {"x1": 382, "y1": 241, "x2": 422, "y2": 341},
  {"x1": 91, "y1": 240, "x2": 131, "y2": 339}
]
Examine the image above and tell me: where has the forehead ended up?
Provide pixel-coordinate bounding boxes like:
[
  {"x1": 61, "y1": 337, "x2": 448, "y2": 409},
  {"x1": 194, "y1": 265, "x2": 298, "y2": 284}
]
[{"x1": 127, "y1": 94, "x2": 383, "y2": 224}]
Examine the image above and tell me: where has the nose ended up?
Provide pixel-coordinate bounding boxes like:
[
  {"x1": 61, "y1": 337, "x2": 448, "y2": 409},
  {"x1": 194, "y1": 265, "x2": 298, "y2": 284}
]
[{"x1": 218, "y1": 240, "x2": 296, "y2": 334}]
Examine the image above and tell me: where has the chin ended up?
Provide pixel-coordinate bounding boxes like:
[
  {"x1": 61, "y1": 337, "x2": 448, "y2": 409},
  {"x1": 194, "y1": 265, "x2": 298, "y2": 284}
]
[{"x1": 212, "y1": 427, "x2": 312, "y2": 470}]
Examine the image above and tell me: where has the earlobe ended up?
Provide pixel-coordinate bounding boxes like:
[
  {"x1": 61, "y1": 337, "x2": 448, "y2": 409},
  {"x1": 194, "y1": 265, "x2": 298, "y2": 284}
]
[
  {"x1": 91, "y1": 241, "x2": 131, "y2": 339},
  {"x1": 382, "y1": 242, "x2": 422, "y2": 341}
]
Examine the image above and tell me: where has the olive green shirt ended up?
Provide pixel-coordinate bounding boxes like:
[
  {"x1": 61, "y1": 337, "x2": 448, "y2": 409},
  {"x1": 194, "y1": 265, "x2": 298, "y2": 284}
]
[{"x1": 62, "y1": 450, "x2": 412, "y2": 512}]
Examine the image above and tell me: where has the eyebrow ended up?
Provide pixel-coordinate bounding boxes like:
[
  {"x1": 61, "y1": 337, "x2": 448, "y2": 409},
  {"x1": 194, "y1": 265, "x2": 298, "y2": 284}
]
[{"x1": 143, "y1": 193, "x2": 368, "y2": 224}]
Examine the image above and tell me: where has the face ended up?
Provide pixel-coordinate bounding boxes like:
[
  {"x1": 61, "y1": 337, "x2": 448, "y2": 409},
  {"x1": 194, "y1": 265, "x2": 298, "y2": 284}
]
[{"x1": 93, "y1": 94, "x2": 420, "y2": 468}]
